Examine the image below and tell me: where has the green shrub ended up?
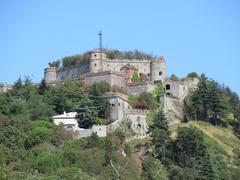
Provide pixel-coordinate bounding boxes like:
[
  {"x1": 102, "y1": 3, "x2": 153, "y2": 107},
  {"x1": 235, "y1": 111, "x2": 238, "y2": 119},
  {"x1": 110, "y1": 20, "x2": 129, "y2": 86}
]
[
  {"x1": 57, "y1": 167, "x2": 96, "y2": 180},
  {"x1": 36, "y1": 152, "x2": 60, "y2": 173},
  {"x1": 32, "y1": 120, "x2": 53, "y2": 129},
  {"x1": 114, "y1": 129, "x2": 125, "y2": 143},
  {"x1": 28, "y1": 127, "x2": 53, "y2": 146},
  {"x1": 6, "y1": 171, "x2": 29, "y2": 180},
  {"x1": 141, "y1": 156, "x2": 168, "y2": 180}
]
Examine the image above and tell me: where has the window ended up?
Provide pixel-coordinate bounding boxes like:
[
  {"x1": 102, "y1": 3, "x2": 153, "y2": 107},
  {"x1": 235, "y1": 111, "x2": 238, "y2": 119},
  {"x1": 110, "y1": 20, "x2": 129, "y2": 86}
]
[
  {"x1": 166, "y1": 84, "x2": 170, "y2": 90},
  {"x1": 159, "y1": 71, "x2": 162, "y2": 76},
  {"x1": 137, "y1": 116, "x2": 140, "y2": 122},
  {"x1": 147, "y1": 73, "x2": 150, "y2": 77},
  {"x1": 183, "y1": 87, "x2": 186, "y2": 91},
  {"x1": 95, "y1": 63, "x2": 97, "y2": 67},
  {"x1": 112, "y1": 104, "x2": 115, "y2": 107},
  {"x1": 94, "y1": 54, "x2": 97, "y2": 57}
]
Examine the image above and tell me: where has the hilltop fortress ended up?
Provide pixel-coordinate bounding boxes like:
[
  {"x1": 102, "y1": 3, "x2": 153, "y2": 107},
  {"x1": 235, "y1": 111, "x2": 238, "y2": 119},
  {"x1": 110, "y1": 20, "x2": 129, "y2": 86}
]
[
  {"x1": 44, "y1": 46, "x2": 198, "y2": 139},
  {"x1": 44, "y1": 48, "x2": 197, "y2": 99},
  {"x1": 44, "y1": 49, "x2": 166, "y2": 95}
]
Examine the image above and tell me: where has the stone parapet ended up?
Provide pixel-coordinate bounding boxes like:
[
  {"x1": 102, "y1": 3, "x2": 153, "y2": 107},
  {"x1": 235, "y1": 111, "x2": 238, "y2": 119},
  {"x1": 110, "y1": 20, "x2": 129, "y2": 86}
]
[{"x1": 127, "y1": 109, "x2": 149, "y2": 115}]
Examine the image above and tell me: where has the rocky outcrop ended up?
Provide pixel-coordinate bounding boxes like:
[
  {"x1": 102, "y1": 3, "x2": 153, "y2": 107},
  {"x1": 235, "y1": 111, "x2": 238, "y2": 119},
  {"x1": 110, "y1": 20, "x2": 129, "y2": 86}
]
[{"x1": 160, "y1": 95, "x2": 184, "y2": 125}]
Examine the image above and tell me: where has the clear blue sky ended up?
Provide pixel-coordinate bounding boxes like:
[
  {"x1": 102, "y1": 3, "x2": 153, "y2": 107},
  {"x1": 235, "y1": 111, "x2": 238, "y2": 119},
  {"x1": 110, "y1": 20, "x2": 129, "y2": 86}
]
[{"x1": 0, "y1": 0, "x2": 239, "y2": 95}]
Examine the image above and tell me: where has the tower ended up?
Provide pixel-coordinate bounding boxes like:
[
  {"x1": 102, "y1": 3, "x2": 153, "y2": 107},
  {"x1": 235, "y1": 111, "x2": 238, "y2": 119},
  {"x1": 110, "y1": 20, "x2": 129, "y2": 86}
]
[
  {"x1": 150, "y1": 56, "x2": 167, "y2": 82},
  {"x1": 44, "y1": 67, "x2": 57, "y2": 84},
  {"x1": 90, "y1": 31, "x2": 107, "y2": 73}
]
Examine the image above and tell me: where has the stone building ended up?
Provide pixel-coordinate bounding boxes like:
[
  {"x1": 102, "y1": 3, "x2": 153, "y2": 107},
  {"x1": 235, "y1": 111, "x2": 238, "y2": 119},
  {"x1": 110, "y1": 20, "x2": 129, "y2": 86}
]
[
  {"x1": 163, "y1": 78, "x2": 199, "y2": 101},
  {"x1": 44, "y1": 49, "x2": 167, "y2": 91},
  {"x1": 0, "y1": 83, "x2": 12, "y2": 93}
]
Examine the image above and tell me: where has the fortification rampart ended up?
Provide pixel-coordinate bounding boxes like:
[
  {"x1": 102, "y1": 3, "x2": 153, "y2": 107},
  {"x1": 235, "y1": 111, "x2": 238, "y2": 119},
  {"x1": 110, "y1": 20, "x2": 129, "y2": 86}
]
[
  {"x1": 127, "y1": 81, "x2": 156, "y2": 96},
  {"x1": 56, "y1": 61, "x2": 90, "y2": 81},
  {"x1": 126, "y1": 109, "x2": 149, "y2": 115}
]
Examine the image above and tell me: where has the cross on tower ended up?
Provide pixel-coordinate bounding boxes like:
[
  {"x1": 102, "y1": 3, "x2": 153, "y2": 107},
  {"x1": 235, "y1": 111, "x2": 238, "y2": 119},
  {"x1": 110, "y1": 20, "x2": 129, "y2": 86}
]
[{"x1": 98, "y1": 31, "x2": 102, "y2": 51}]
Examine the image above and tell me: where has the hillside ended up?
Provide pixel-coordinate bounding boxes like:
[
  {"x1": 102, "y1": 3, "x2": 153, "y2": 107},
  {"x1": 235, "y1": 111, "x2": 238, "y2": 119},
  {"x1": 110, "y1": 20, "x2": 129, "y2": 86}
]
[
  {"x1": 0, "y1": 74, "x2": 240, "y2": 179},
  {"x1": 170, "y1": 121, "x2": 240, "y2": 157}
]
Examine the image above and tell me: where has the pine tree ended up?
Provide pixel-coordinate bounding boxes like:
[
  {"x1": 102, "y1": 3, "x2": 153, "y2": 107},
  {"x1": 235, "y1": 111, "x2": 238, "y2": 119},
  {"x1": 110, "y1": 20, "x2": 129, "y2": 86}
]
[
  {"x1": 235, "y1": 105, "x2": 240, "y2": 121},
  {"x1": 150, "y1": 109, "x2": 169, "y2": 134},
  {"x1": 75, "y1": 98, "x2": 97, "y2": 129},
  {"x1": 11, "y1": 77, "x2": 23, "y2": 97},
  {"x1": 208, "y1": 80, "x2": 226, "y2": 125},
  {"x1": 38, "y1": 79, "x2": 49, "y2": 95},
  {"x1": 149, "y1": 109, "x2": 169, "y2": 160}
]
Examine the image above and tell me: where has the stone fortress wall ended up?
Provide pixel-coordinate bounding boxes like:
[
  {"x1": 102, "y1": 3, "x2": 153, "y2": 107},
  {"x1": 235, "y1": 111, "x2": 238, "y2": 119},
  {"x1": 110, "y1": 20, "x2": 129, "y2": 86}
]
[
  {"x1": 84, "y1": 71, "x2": 126, "y2": 88},
  {"x1": 105, "y1": 59, "x2": 151, "y2": 77},
  {"x1": 56, "y1": 61, "x2": 90, "y2": 82},
  {"x1": 44, "y1": 49, "x2": 167, "y2": 86},
  {"x1": 126, "y1": 81, "x2": 156, "y2": 96}
]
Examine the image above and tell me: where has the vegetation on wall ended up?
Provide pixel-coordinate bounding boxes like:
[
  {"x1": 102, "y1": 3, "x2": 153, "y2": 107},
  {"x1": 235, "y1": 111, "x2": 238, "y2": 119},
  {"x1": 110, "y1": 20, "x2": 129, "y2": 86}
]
[
  {"x1": 49, "y1": 49, "x2": 156, "y2": 68},
  {"x1": 107, "y1": 49, "x2": 155, "y2": 60}
]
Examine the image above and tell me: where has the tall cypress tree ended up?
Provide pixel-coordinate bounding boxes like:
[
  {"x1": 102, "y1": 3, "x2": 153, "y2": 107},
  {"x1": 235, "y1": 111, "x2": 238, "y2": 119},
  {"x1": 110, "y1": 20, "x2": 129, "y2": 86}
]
[
  {"x1": 89, "y1": 83, "x2": 107, "y2": 119},
  {"x1": 149, "y1": 109, "x2": 169, "y2": 160}
]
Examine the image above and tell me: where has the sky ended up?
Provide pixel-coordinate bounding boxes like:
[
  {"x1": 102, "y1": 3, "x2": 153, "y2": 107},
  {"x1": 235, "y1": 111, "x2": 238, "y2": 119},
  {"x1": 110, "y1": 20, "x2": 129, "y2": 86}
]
[{"x1": 0, "y1": 0, "x2": 239, "y2": 95}]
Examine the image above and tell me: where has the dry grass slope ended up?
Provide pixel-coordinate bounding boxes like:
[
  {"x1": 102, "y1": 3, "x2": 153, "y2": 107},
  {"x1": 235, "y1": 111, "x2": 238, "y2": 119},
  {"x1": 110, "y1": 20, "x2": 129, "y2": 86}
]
[{"x1": 170, "y1": 121, "x2": 240, "y2": 157}]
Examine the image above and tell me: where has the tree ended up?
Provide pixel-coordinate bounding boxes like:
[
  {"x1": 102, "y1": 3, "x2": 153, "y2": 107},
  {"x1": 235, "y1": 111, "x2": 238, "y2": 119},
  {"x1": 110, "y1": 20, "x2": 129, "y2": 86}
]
[
  {"x1": 184, "y1": 74, "x2": 227, "y2": 123},
  {"x1": 28, "y1": 94, "x2": 54, "y2": 120},
  {"x1": 53, "y1": 81, "x2": 84, "y2": 113},
  {"x1": 38, "y1": 79, "x2": 49, "y2": 95},
  {"x1": 223, "y1": 87, "x2": 240, "y2": 120},
  {"x1": 75, "y1": 98, "x2": 97, "y2": 129},
  {"x1": 36, "y1": 152, "x2": 60, "y2": 173},
  {"x1": 141, "y1": 156, "x2": 168, "y2": 180},
  {"x1": 170, "y1": 74, "x2": 179, "y2": 81},
  {"x1": 7, "y1": 98, "x2": 29, "y2": 118},
  {"x1": 208, "y1": 80, "x2": 226, "y2": 124},
  {"x1": 89, "y1": 83, "x2": 108, "y2": 119},
  {"x1": 187, "y1": 72, "x2": 199, "y2": 79},
  {"x1": 235, "y1": 105, "x2": 240, "y2": 121},
  {"x1": 149, "y1": 109, "x2": 169, "y2": 160},
  {"x1": 22, "y1": 76, "x2": 37, "y2": 100},
  {"x1": 171, "y1": 127, "x2": 215, "y2": 179},
  {"x1": 0, "y1": 125, "x2": 27, "y2": 156},
  {"x1": 0, "y1": 164, "x2": 7, "y2": 180},
  {"x1": 11, "y1": 77, "x2": 23, "y2": 97},
  {"x1": 150, "y1": 109, "x2": 169, "y2": 134},
  {"x1": 151, "y1": 129, "x2": 169, "y2": 160},
  {"x1": 48, "y1": 60, "x2": 60, "y2": 68},
  {"x1": 28, "y1": 126, "x2": 53, "y2": 146}
]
